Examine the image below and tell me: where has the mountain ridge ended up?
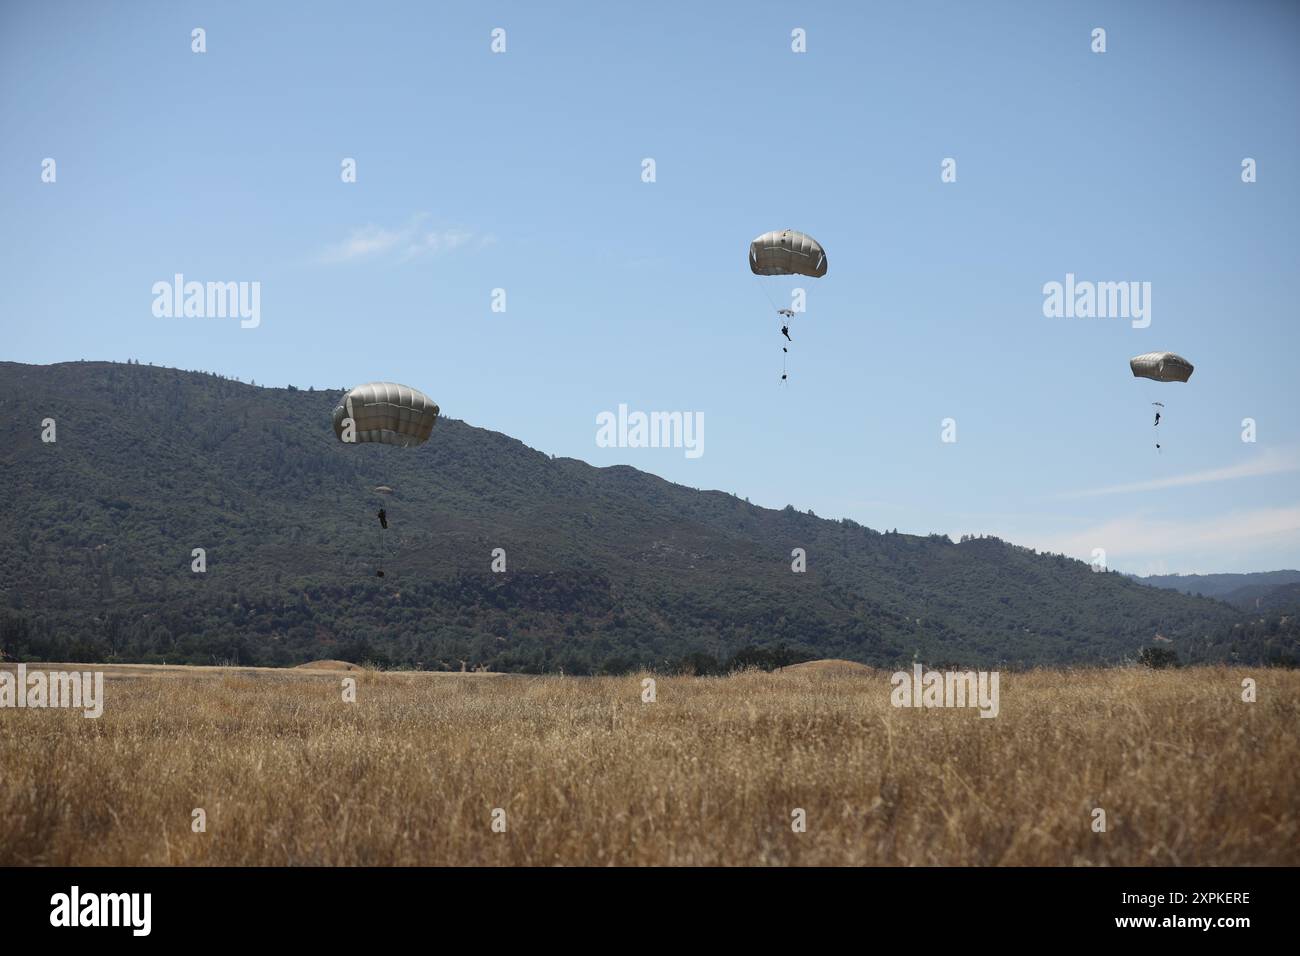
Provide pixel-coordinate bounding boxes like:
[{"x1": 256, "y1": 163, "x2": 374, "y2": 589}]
[
  {"x1": 1134, "y1": 570, "x2": 1300, "y2": 609},
  {"x1": 2, "y1": 360, "x2": 1296, "y2": 671}
]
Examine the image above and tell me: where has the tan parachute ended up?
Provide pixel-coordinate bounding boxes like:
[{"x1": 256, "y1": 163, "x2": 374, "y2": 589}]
[
  {"x1": 332, "y1": 382, "x2": 439, "y2": 447},
  {"x1": 1130, "y1": 352, "x2": 1194, "y2": 383},
  {"x1": 749, "y1": 229, "x2": 828, "y2": 278}
]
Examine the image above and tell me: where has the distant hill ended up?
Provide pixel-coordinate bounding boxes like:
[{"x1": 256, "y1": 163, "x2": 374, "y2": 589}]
[
  {"x1": 2, "y1": 361, "x2": 1296, "y2": 671},
  {"x1": 1135, "y1": 571, "x2": 1300, "y2": 610},
  {"x1": 1249, "y1": 582, "x2": 1300, "y2": 614}
]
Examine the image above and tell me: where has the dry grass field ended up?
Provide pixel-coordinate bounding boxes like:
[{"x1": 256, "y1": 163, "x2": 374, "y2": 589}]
[{"x1": 1, "y1": 662, "x2": 1296, "y2": 866}]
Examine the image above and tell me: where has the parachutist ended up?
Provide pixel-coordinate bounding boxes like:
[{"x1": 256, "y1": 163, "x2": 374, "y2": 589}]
[
  {"x1": 377, "y1": 508, "x2": 388, "y2": 530},
  {"x1": 1153, "y1": 412, "x2": 1161, "y2": 426},
  {"x1": 781, "y1": 325, "x2": 791, "y2": 342}
]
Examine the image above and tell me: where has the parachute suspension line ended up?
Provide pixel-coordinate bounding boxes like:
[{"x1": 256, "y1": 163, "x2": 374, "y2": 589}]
[
  {"x1": 1137, "y1": 378, "x2": 1157, "y2": 453},
  {"x1": 754, "y1": 275, "x2": 781, "y2": 313},
  {"x1": 754, "y1": 276, "x2": 791, "y2": 383},
  {"x1": 374, "y1": 509, "x2": 393, "y2": 579},
  {"x1": 1146, "y1": 383, "x2": 1164, "y2": 454},
  {"x1": 780, "y1": 316, "x2": 791, "y2": 384}
]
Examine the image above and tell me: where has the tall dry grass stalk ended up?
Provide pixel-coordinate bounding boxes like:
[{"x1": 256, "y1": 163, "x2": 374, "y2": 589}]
[{"x1": 1, "y1": 663, "x2": 1296, "y2": 865}]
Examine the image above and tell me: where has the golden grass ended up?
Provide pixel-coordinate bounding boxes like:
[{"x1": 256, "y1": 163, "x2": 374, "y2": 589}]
[
  {"x1": 293, "y1": 659, "x2": 374, "y2": 672},
  {"x1": 1, "y1": 663, "x2": 1296, "y2": 865},
  {"x1": 779, "y1": 658, "x2": 877, "y2": 676}
]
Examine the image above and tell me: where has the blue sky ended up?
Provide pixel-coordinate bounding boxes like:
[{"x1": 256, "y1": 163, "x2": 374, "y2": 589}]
[{"x1": 3, "y1": 0, "x2": 1298, "y2": 574}]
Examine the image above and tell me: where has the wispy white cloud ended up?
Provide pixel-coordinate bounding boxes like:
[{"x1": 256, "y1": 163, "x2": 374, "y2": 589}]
[
  {"x1": 1022, "y1": 505, "x2": 1300, "y2": 572},
  {"x1": 321, "y1": 216, "x2": 495, "y2": 264},
  {"x1": 321, "y1": 225, "x2": 406, "y2": 262},
  {"x1": 1053, "y1": 448, "x2": 1300, "y2": 499}
]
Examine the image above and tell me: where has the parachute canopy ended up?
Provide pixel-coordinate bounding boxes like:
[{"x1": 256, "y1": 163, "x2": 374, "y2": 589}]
[
  {"x1": 1130, "y1": 352, "x2": 1194, "y2": 383},
  {"x1": 332, "y1": 382, "x2": 439, "y2": 447},
  {"x1": 749, "y1": 230, "x2": 828, "y2": 278}
]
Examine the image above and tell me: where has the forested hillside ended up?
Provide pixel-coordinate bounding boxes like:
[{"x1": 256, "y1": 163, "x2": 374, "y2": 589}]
[{"x1": 2, "y1": 361, "x2": 1295, "y2": 671}]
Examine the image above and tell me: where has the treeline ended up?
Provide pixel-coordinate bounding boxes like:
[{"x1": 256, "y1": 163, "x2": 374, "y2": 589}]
[{"x1": 3, "y1": 595, "x2": 1297, "y2": 673}]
